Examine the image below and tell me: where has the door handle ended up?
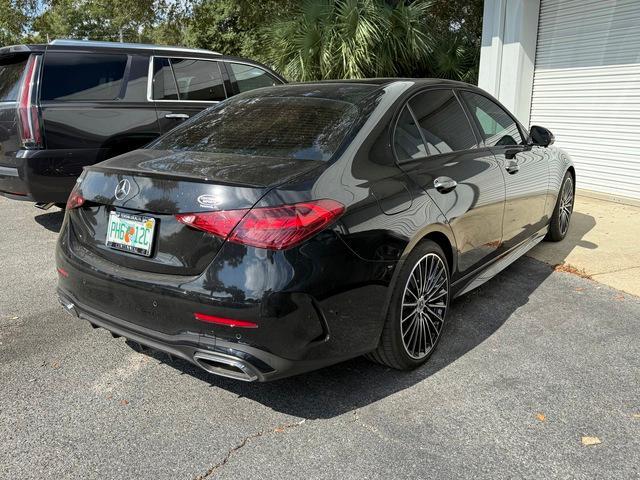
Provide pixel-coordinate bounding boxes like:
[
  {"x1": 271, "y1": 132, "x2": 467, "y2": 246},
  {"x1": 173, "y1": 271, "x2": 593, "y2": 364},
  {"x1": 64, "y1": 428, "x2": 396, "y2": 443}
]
[
  {"x1": 165, "y1": 113, "x2": 190, "y2": 120},
  {"x1": 434, "y1": 176, "x2": 457, "y2": 193},
  {"x1": 505, "y1": 161, "x2": 520, "y2": 174}
]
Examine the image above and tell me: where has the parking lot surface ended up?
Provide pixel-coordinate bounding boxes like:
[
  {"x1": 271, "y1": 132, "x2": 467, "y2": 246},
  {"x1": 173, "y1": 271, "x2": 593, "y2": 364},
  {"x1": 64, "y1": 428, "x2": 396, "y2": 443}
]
[{"x1": 1, "y1": 197, "x2": 639, "y2": 479}]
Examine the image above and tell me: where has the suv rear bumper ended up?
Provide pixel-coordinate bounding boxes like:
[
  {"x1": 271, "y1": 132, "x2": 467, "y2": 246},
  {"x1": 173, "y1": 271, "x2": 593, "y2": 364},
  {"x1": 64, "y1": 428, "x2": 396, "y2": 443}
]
[{"x1": 0, "y1": 148, "x2": 102, "y2": 203}]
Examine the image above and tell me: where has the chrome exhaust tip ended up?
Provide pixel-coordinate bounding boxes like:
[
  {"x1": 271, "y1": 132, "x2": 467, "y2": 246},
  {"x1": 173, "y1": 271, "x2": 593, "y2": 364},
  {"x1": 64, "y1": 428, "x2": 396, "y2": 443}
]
[
  {"x1": 193, "y1": 351, "x2": 260, "y2": 382},
  {"x1": 58, "y1": 298, "x2": 78, "y2": 317}
]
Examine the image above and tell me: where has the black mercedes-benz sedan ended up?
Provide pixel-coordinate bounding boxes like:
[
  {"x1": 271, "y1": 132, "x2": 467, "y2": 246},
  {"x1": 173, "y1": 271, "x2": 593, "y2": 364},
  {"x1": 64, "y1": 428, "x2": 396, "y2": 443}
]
[{"x1": 56, "y1": 79, "x2": 575, "y2": 381}]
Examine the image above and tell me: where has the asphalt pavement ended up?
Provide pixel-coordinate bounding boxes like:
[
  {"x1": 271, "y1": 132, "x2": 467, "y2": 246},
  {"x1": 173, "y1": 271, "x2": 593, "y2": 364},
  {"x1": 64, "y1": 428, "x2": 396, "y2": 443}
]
[{"x1": 1, "y1": 197, "x2": 638, "y2": 479}]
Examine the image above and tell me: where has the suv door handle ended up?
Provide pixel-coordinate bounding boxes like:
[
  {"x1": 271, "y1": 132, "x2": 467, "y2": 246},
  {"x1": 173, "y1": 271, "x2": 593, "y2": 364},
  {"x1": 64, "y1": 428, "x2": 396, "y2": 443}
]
[
  {"x1": 434, "y1": 176, "x2": 457, "y2": 193},
  {"x1": 165, "y1": 113, "x2": 189, "y2": 120},
  {"x1": 505, "y1": 161, "x2": 520, "y2": 174}
]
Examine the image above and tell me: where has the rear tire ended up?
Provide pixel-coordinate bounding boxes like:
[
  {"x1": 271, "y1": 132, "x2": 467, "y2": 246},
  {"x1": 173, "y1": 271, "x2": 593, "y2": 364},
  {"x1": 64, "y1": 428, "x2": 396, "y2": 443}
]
[
  {"x1": 368, "y1": 240, "x2": 450, "y2": 370},
  {"x1": 546, "y1": 172, "x2": 574, "y2": 242}
]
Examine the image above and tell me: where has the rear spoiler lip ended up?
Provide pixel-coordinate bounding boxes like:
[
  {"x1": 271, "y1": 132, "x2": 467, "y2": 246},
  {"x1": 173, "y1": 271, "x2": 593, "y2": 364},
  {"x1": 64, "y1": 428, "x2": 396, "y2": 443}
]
[
  {"x1": 83, "y1": 164, "x2": 270, "y2": 189},
  {"x1": 0, "y1": 45, "x2": 46, "y2": 58}
]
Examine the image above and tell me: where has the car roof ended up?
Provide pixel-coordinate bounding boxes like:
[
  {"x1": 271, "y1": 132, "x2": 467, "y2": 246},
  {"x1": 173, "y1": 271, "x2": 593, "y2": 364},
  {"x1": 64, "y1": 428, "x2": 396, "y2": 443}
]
[
  {"x1": 290, "y1": 77, "x2": 478, "y2": 91},
  {"x1": 47, "y1": 39, "x2": 221, "y2": 55}
]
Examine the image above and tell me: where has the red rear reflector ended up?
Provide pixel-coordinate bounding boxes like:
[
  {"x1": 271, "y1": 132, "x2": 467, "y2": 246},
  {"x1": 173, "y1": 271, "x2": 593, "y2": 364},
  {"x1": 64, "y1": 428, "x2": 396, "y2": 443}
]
[
  {"x1": 17, "y1": 55, "x2": 43, "y2": 149},
  {"x1": 194, "y1": 313, "x2": 258, "y2": 328},
  {"x1": 56, "y1": 267, "x2": 68, "y2": 277},
  {"x1": 66, "y1": 190, "x2": 85, "y2": 209},
  {"x1": 176, "y1": 199, "x2": 345, "y2": 250}
]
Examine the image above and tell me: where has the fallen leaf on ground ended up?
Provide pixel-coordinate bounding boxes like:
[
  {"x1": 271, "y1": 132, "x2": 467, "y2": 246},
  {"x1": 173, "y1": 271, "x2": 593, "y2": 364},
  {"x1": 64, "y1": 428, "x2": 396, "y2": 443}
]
[
  {"x1": 574, "y1": 287, "x2": 584, "y2": 292},
  {"x1": 581, "y1": 436, "x2": 601, "y2": 446},
  {"x1": 554, "y1": 263, "x2": 592, "y2": 279},
  {"x1": 614, "y1": 294, "x2": 625, "y2": 301},
  {"x1": 51, "y1": 361, "x2": 60, "y2": 369},
  {"x1": 120, "y1": 399, "x2": 129, "y2": 406},
  {"x1": 535, "y1": 413, "x2": 546, "y2": 422}
]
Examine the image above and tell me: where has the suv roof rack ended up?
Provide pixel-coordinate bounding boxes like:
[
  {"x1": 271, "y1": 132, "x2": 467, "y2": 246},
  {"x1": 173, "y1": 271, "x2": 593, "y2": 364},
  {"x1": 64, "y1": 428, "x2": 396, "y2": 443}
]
[{"x1": 49, "y1": 39, "x2": 220, "y2": 56}]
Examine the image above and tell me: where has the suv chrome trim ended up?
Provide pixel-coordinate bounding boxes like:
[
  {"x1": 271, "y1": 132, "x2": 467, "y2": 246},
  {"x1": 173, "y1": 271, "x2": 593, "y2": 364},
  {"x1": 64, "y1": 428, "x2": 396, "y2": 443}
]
[{"x1": 49, "y1": 39, "x2": 221, "y2": 55}]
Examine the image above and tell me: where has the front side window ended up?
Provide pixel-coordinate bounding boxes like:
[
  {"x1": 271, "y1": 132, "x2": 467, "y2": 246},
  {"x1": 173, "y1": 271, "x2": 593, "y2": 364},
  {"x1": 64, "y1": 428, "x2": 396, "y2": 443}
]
[
  {"x1": 394, "y1": 105, "x2": 426, "y2": 162},
  {"x1": 408, "y1": 89, "x2": 478, "y2": 155},
  {"x1": 41, "y1": 52, "x2": 127, "y2": 101},
  {"x1": 150, "y1": 96, "x2": 360, "y2": 161},
  {"x1": 153, "y1": 57, "x2": 226, "y2": 102},
  {"x1": 228, "y1": 63, "x2": 277, "y2": 93},
  {"x1": 461, "y1": 91, "x2": 524, "y2": 147}
]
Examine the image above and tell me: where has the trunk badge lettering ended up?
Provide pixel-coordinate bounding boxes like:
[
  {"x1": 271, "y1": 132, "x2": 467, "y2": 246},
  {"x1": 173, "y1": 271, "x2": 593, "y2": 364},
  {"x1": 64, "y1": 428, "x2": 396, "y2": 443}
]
[
  {"x1": 115, "y1": 179, "x2": 131, "y2": 200},
  {"x1": 197, "y1": 194, "x2": 220, "y2": 209}
]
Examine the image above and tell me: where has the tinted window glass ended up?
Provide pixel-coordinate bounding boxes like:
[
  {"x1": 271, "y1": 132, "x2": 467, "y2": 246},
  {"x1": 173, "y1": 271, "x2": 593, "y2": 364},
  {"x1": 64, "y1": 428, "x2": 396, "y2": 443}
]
[
  {"x1": 153, "y1": 57, "x2": 178, "y2": 100},
  {"x1": 0, "y1": 57, "x2": 28, "y2": 101},
  {"x1": 151, "y1": 96, "x2": 360, "y2": 161},
  {"x1": 228, "y1": 63, "x2": 277, "y2": 93},
  {"x1": 461, "y1": 91, "x2": 523, "y2": 146},
  {"x1": 171, "y1": 58, "x2": 226, "y2": 101},
  {"x1": 394, "y1": 105, "x2": 426, "y2": 161},
  {"x1": 41, "y1": 53, "x2": 127, "y2": 101},
  {"x1": 408, "y1": 89, "x2": 477, "y2": 154}
]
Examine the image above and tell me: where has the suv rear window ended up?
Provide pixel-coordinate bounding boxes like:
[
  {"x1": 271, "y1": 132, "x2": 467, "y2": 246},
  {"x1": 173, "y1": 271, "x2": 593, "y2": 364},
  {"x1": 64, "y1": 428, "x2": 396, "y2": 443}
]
[
  {"x1": 150, "y1": 96, "x2": 360, "y2": 161},
  {"x1": 41, "y1": 52, "x2": 128, "y2": 101},
  {"x1": 0, "y1": 57, "x2": 28, "y2": 101}
]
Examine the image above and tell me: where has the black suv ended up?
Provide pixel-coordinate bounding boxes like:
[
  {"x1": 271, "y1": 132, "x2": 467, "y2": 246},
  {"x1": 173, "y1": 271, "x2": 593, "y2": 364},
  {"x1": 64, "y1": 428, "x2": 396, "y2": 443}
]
[{"x1": 0, "y1": 39, "x2": 285, "y2": 207}]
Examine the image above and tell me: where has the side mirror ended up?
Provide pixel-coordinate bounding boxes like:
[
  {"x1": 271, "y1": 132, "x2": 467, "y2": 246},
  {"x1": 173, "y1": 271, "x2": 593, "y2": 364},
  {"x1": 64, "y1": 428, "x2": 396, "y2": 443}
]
[{"x1": 529, "y1": 125, "x2": 555, "y2": 147}]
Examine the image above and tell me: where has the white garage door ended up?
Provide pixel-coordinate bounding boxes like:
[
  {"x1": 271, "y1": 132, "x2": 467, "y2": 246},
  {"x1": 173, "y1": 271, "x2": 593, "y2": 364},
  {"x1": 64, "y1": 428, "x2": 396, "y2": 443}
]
[{"x1": 530, "y1": 0, "x2": 640, "y2": 201}]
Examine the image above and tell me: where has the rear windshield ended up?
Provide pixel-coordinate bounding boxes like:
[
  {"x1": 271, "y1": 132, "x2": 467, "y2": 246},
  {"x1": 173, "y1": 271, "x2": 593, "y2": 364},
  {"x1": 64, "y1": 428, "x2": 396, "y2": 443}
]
[
  {"x1": 150, "y1": 96, "x2": 361, "y2": 161},
  {"x1": 0, "y1": 57, "x2": 28, "y2": 102}
]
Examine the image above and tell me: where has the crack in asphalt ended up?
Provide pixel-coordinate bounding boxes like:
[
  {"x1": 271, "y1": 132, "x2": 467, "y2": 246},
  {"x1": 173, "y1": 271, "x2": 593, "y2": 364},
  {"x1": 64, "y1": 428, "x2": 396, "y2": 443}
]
[{"x1": 193, "y1": 419, "x2": 306, "y2": 479}]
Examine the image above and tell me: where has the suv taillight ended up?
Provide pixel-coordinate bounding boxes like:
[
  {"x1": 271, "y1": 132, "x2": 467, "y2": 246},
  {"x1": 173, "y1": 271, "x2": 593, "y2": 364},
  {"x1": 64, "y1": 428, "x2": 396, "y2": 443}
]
[
  {"x1": 176, "y1": 199, "x2": 345, "y2": 250},
  {"x1": 16, "y1": 55, "x2": 43, "y2": 149}
]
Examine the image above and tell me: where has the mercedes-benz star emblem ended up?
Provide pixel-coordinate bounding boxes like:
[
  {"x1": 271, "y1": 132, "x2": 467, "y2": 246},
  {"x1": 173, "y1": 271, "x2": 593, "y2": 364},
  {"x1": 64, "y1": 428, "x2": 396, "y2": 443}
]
[{"x1": 114, "y1": 179, "x2": 131, "y2": 200}]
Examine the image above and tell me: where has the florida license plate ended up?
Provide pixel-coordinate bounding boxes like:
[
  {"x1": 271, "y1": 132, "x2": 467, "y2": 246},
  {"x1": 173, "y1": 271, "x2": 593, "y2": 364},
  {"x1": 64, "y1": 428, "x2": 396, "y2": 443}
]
[{"x1": 106, "y1": 211, "x2": 156, "y2": 257}]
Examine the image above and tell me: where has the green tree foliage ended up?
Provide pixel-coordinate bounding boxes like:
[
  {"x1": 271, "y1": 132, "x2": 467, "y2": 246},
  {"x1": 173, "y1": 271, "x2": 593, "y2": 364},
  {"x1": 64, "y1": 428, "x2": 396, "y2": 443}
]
[
  {"x1": 264, "y1": 0, "x2": 434, "y2": 81},
  {"x1": 263, "y1": 0, "x2": 482, "y2": 82},
  {"x1": 32, "y1": 0, "x2": 159, "y2": 43},
  {"x1": 184, "y1": 0, "x2": 296, "y2": 60},
  {"x1": 1, "y1": 0, "x2": 483, "y2": 84},
  {"x1": 0, "y1": 0, "x2": 35, "y2": 45}
]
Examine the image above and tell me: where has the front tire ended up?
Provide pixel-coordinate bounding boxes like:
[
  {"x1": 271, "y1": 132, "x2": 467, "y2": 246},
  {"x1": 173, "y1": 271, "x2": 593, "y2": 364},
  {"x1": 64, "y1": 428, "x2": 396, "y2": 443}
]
[
  {"x1": 368, "y1": 240, "x2": 450, "y2": 370},
  {"x1": 546, "y1": 172, "x2": 574, "y2": 242}
]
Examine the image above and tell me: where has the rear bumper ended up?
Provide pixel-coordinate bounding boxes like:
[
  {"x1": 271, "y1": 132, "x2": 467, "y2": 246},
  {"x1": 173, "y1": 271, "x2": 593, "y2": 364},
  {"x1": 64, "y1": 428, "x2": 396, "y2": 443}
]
[
  {"x1": 0, "y1": 148, "x2": 102, "y2": 203},
  {"x1": 56, "y1": 218, "x2": 393, "y2": 381},
  {"x1": 57, "y1": 288, "x2": 289, "y2": 381}
]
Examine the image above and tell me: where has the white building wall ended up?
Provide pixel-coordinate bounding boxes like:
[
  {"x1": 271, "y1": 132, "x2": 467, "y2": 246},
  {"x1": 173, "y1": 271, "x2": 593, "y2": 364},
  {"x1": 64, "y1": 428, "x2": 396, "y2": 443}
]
[{"x1": 478, "y1": 0, "x2": 540, "y2": 126}]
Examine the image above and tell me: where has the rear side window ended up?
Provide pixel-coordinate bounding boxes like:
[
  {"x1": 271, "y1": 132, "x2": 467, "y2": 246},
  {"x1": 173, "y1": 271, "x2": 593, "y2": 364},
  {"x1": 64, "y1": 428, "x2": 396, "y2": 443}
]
[
  {"x1": 408, "y1": 89, "x2": 478, "y2": 154},
  {"x1": 0, "y1": 57, "x2": 28, "y2": 101},
  {"x1": 150, "y1": 96, "x2": 360, "y2": 161},
  {"x1": 394, "y1": 105, "x2": 427, "y2": 161},
  {"x1": 228, "y1": 63, "x2": 277, "y2": 93},
  {"x1": 41, "y1": 52, "x2": 127, "y2": 101},
  {"x1": 460, "y1": 91, "x2": 524, "y2": 146},
  {"x1": 153, "y1": 57, "x2": 226, "y2": 102}
]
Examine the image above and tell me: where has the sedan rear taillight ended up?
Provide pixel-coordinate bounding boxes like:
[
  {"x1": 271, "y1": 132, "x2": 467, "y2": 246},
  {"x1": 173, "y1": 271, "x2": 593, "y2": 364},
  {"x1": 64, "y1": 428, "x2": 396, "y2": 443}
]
[
  {"x1": 16, "y1": 55, "x2": 43, "y2": 149},
  {"x1": 176, "y1": 199, "x2": 345, "y2": 250},
  {"x1": 66, "y1": 185, "x2": 85, "y2": 209}
]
